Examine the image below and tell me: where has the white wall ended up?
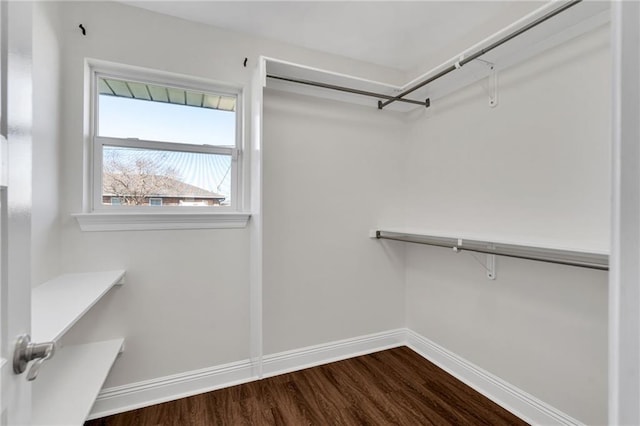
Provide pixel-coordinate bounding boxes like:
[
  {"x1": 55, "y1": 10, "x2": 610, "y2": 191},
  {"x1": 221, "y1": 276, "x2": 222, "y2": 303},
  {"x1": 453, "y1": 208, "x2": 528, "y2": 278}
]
[
  {"x1": 262, "y1": 89, "x2": 406, "y2": 354},
  {"x1": 404, "y1": 25, "x2": 610, "y2": 249},
  {"x1": 31, "y1": 2, "x2": 62, "y2": 286},
  {"x1": 54, "y1": 1, "x2": 405, "y2": 388},
  {"x1": 402, "y1": 25, "x2": 610, "y2": 424}
]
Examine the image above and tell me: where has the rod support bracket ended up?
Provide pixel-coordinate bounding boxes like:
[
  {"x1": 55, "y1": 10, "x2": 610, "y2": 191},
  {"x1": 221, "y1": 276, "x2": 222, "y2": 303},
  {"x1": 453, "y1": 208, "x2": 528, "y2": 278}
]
[
  {"x1": 476, "y1": 60, "x2": 498, "y2": 108},
  {"x1": 486, "y1": 254, "x2": 496, "y2": 280},
  {"x1": 471, "y1": 59, "x2": 498, "y2": 108},
  {"x1": 425, "y1": 98, "x2": 431, "y2": 108},
  {"x1": 488, "y1": 64, "x2": 498, "y2": 108}
]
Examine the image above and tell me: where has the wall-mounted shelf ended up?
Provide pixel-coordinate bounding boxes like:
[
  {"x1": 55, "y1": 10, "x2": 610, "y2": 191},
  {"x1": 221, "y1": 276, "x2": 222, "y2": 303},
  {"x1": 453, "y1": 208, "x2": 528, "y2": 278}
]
[
  {"x1": 265, "y1": 58, "x2": 412, "y2": 112},
  {"x1": 30, "y1": 271, "x2": 126, "y2": 423},
  {"x1": 32, "y1": 270, "x2": 125, "y2": 342},
  {"x1": 374, "y1": 229, "x2": 609, "y2": 271},
  {"x1": 264, "y1": 1, "x2": 609, "y2": 112},
  {"x1": 32, "y1": 339, "x2": 124, "y2": 426}
]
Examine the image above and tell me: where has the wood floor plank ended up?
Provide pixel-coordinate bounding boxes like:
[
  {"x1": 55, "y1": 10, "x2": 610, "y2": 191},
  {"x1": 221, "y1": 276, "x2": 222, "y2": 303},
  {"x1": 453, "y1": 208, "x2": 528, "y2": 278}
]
[
  {"x1": 388, "y1": 347, "x2": 518, "y2": 426},
  {"x1": 85, "y1": 347, "x2": 529, "y2": 426},
  {"x1": 359, "y1": 350, "x2": 462, "y2": 425}
]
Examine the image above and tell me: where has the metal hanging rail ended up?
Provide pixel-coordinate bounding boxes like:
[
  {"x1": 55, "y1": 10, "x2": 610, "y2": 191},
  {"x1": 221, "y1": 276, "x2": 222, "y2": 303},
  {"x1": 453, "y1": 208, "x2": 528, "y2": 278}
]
[
  {"x1": 267, "y1": 74, "x2": 430, "y2": 108},
  {"x1": 375, "y1": 230, "x2": 609, "y2": 271},
  {"x1": 378, "y1": 0, "x2": 583, "y2": 110}
]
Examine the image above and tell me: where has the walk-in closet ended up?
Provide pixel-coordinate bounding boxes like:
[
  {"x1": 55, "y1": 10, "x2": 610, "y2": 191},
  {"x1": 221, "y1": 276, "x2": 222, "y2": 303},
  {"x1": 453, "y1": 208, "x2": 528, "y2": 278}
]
[{"x1": 1, "y1": 1, "x2": 638, "y2": 425}]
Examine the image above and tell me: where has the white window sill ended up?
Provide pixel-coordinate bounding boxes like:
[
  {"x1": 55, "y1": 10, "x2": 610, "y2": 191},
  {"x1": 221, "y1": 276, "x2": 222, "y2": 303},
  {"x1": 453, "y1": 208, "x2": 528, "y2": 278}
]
[{"x1": 73, "y1": 212, "x2": 251, "y2": 231}]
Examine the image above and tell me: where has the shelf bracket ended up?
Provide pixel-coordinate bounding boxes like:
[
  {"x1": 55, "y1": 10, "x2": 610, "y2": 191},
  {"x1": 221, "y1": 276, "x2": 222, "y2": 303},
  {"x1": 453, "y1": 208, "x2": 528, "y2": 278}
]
[
  {"x1": 116, "y1": 273, "x2": 125, "y2": 286},
  {"x1": 457, "y1": 239, "x2": 496, "y2": 280},
  {"x1": 466, "y1": 252, "x2": 497, "y2": 280}
]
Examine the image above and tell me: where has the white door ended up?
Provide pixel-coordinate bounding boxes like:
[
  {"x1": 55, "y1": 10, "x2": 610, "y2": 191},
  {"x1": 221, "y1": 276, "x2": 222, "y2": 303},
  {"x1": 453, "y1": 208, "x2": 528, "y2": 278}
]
[{"x1": 0, "y1": 1, "x2": 34, "y2": 424}]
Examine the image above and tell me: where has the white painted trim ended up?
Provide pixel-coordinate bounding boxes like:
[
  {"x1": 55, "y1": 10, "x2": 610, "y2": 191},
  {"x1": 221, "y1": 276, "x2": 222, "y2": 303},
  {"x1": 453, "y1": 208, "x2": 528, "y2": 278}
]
[
  {"x1": 73, "y1": 212, "x2": 251, "y2": 231},
  {"x1": 609, "y1": 4, "x2": 623, "y2": 423},
  {"x1": 249, "y1": 57, "x2": 266, "y2": 378},
  {"x1": 89, "y1": 329, "x2": 581, "y2": 425},
  {"x1": 88, "y1": 359, "x2": 255, "y2": 420},
  {"x1": 405, "y1": 330, "x2": 584, "y2": 426},
  {"x1": 262, "y1": 329, "x2": 406, "y2": 378},
  {"x1": 609, "y1": 2, "x2": 640, "y2": 424},
  {"x1": 88, "y1": 329, "x2": 404, "y2": 420}
]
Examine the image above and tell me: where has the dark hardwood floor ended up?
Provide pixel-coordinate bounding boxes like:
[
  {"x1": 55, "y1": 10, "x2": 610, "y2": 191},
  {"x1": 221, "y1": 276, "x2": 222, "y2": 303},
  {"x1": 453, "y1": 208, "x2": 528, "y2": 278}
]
[{"x1": 85, "y1": 346, "x2": 528, "y2": 426}]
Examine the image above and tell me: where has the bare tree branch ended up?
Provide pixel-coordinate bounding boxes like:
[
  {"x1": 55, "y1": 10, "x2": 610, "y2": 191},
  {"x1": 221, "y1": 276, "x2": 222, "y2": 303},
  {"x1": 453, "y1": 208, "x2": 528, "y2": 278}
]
[{"x1": 103, "y1": 150, "x2": 181, "y2": 205}]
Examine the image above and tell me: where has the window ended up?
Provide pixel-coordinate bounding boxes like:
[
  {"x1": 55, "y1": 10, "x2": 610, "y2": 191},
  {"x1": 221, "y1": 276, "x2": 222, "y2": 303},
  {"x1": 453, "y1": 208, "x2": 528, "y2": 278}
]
[
  {"x1": 75, "y1": 64, "x2": 250, "y2": 230},
  {"x1": 92, "y1": 70, "x2": 241, "y2": 212}
]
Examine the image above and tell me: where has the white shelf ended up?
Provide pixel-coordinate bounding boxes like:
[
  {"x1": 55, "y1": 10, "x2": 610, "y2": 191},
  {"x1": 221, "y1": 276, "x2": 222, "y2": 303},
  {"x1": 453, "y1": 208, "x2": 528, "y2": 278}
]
[
  {"x1": 374, "y1": 229, "x2": 609, "y2": 270},
  {"x1": 30, "y1": 271, "x2": 126, "y2": 425},
  {"x1": 32, "y1": 270, "x2": 125, "y2": 342},
  {"x1": 264, "y1": 1, "x2": 610, "y2": 112},
  {"x1": 265, "y1": 57, "x2": 411, "y2": 112},
  {"x1": 405, "y1": 0, "x2": 610, "y2": 108},
  {"x1": 32, "y1": 339, "x2": 124, "y2": 426},
  {"x1": 374, "y1": 227, "x2": 609, "y2": 255}
]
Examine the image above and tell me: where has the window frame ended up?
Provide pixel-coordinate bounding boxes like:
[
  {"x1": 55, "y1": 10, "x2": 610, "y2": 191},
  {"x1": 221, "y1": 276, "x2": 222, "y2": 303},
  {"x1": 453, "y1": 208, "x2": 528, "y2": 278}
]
[{"x1": 90, "y1": 66, "x2": 244, "y2": 215}]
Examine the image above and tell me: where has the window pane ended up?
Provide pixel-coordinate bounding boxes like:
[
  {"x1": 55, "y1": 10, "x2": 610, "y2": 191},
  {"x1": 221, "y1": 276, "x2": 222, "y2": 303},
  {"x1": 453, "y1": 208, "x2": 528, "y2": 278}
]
[
  {"x1": 98, "y1": 77, "x2": 236, "y2": 147},
  {"x1": 102, "y1": 146, "x2": 231, "y2": 207}
]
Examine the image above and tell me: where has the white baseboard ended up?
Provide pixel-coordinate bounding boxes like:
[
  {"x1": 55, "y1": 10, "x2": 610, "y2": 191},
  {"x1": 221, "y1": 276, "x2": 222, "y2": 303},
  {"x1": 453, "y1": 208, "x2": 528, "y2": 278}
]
[
  {"x1": 262, "y1": 328, "x2": 406, "y2": 378},
  {"x1": 405, "y1": 329, "x2": 584, "y2": 426},
  {"x1": 88, "y1": 358, "x2": 255, "y2": 420},
  {"x1": 88, "y1": 328, "x2": 405, "y2": 420},
  {"x1": 89, "y1": 328, "x2": 581, "y2": 426}
]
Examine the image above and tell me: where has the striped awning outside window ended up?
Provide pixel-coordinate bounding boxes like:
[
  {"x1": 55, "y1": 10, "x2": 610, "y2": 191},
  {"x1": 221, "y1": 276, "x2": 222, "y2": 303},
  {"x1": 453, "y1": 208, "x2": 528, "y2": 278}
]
[{"x1": 98, "y1": 77, "x2": 236, "y2": 112}]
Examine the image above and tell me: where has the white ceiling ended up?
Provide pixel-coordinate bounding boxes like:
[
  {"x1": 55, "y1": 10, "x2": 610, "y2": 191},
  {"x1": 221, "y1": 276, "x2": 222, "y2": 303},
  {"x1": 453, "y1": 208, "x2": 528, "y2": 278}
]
[{"x1": 120, "y1": 1, "x2": 544, "y2": 72}]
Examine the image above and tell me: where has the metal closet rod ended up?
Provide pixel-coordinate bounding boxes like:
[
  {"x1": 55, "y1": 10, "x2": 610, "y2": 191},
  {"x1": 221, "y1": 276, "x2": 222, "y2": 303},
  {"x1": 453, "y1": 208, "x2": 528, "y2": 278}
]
[
  {"x1": 267, "y1": 74, "x2": 430, "y2": 108},
  {"x1": 375, "y1": 231, "x2": 609, "y2": 271},
  {"x1": 379, "y1": 0, "x2": 583, "y2": 109}
]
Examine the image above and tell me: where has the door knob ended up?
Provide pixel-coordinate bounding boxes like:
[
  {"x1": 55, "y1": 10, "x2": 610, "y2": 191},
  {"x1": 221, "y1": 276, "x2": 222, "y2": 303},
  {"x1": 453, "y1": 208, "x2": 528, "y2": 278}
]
[{"x1": 13, "y1": 334, "x2": 55, "y2": 381}]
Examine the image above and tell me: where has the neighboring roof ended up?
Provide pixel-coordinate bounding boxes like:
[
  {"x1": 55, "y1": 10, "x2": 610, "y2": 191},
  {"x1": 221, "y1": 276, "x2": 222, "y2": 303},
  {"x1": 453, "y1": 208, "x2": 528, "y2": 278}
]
[
  {"x1": 98, "y1": 76, "x2": 236, "y2": 112},
  {"x1": 103, "y1": 174, "x2": 226, "y2": 199}
]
